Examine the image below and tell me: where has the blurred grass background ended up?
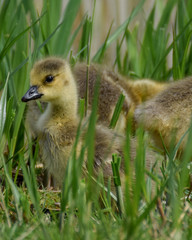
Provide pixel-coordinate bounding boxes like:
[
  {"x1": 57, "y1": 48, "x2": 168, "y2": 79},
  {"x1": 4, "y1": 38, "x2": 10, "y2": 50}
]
[{"x1": 0, "y1": 0, "x2": 192, "y2": 239}]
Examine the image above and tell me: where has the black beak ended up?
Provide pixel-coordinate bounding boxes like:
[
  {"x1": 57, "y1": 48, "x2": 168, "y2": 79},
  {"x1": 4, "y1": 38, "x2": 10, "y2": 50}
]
[{"x1": 21, "y1": 86, "x2": 43, "y2": 102}]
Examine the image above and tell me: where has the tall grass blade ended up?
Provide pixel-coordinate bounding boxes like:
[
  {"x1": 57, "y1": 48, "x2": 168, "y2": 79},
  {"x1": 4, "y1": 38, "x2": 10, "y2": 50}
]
[
  {"x1": 180, "y1": 31, "x2": 192, "y2": 76},
  {"x1": 172, "y1": 25, "x2": 181, "y2": 79},
  {"x1": 0, "y1": 73, "x2": 9, "y2": 138},
  {"x1": 53, "y1": 0, "x2": 82, "y2": 56},
  {"x1": 85, "y1": 76, "x2": 100, "y2": 201},
  {"x1": 79, "y1": 16, "x2": 92, "y2": 61},
  {"x1": 97, "y1": 21, "x2": 113, "y2": 63},
  {"x1": 111, "y1": 154, "x2": 124, "y2": 216},
  {"x1": 109, "y1": 94, "x2": 125, "y2": 129}
]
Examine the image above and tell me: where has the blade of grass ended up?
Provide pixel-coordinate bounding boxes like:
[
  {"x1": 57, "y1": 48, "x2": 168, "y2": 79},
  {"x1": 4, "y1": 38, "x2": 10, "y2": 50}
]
[
  {"x1": 109, "y1": 94, "x2": 125, "y2": 129},
  {"x1": 79, "y1": 15, "x2": 92, "y2": 61},
  {"x1": 0, "y1": 73, "x2": 9, "y2": 138},
  {"x1": 53, "y1": 0, "x2": 82, "y2": 56},
  {"x1": 133, "y1": 128, "x2": 145, "y2": 214},
  {"x1": 85, "y1": 76, "x2": 100, "y2": 200},
  {"x1": 180, "y1": 31, "x2": 192, "y2": 76},
  {"x1": 111, "y1": 154, "x2": 124, "y2": 216},
  {"x1": 97, "y1": 21, "x2": 114, "y2": 63},
  {"x1": 172, "y1": 25, "x2": 182, "y2": 79}
]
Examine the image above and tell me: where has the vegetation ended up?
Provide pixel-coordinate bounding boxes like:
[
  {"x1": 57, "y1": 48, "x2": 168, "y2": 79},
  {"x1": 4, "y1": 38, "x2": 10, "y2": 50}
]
[{"x1": 0, "y1": 0, "x2": 192, "y2": 239}]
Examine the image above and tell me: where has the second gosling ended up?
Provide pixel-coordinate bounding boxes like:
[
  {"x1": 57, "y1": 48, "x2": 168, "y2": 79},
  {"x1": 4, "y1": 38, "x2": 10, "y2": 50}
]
[{"x1": 134, "y1": 77, "x2": 192, "y2": 154}]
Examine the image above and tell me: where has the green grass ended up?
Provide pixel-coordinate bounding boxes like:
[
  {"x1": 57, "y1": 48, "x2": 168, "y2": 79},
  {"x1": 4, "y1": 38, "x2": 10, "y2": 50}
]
[{"x1": 0, "y1": 0, "x2": 192, "y2": 239}]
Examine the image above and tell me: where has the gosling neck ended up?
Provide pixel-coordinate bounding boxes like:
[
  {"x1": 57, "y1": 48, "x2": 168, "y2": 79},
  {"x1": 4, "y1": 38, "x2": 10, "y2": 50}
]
[{"x1": 48, "y1": 98, "x2": 78, "y2": 122}]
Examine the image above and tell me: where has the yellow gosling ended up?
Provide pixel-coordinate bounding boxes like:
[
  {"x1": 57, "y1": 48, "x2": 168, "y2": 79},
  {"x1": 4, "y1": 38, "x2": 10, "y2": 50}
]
[{"x1": 22, "y1": 58, "x2": 161, "y2": 190}]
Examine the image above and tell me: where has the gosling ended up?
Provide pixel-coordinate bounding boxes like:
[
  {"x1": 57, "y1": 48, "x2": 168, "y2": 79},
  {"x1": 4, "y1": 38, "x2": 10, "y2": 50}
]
[
  {"x1": 134, "y1": 77, "x2": 192, "y2": 154},
  {"x1": 22, "y1": 58, "x2": 161, "y2": 189},
  {"x1": 22, "y1": 58, "x2": 128, "y2": 187}
]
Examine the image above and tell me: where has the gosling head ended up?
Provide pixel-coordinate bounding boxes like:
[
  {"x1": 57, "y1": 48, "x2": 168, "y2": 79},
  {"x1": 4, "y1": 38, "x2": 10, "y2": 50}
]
[{"x1": 21, "y1": 57, "x2": 78, "y2": 105}]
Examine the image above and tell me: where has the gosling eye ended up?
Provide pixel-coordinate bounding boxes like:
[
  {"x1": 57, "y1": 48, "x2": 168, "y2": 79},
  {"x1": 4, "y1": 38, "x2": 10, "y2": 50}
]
[{"x1": 45, "y1": 75, "x2": 54, "y2": 83}]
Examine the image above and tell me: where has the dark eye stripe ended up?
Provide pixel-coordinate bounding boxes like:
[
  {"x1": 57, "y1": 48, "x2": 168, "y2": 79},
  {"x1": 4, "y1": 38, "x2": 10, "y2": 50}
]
[{"x1": 45, "y1": 75, "x2": 54, "y2": 83}]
